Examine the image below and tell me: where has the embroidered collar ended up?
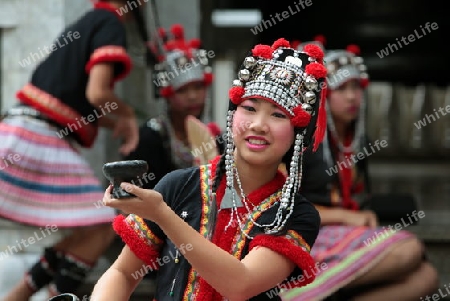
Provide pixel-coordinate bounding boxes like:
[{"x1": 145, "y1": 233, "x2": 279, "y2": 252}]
[{"x1": 93, "y1": 1, "x2": 123, "y2": 21}]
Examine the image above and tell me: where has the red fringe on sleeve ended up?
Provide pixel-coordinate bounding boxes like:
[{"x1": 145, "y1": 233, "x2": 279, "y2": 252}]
[
  {"x1": 113, "y1": 215, "x2": 162, "y2": 268},
  {"x1": 249, "y1": 234, "x2": 317, "y2": 288}
]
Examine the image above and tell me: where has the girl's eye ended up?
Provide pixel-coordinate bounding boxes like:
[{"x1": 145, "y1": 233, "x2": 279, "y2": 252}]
[
  {"x1": 241, "y1": 105, "x2": 255, "y2": 112},
  {"x1": 273, "y1": 112, "x2": 287, "y2": 119}
]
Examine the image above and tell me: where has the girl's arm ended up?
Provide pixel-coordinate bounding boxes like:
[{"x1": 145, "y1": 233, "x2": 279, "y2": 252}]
[
  {"x1": 105, "y1": 185, "x2": 298, "y2": 301},
  {"x1": 91, "y1": 245, "x2": 145, "y2": 300},
  {"x1": 156, "y1": 204, "x2": 295, "y2": 301},
  {"x1": 86, "y1": 62, "x2": 139, "y2": 155},
  {"x1": 86, "y1": 63, "x2": 135, "y2": 119}
]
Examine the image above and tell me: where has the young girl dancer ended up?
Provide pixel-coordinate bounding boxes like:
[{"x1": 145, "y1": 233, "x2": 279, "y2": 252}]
[
  {"x1": 1, "y1": 0, "x2": 148, "y2": 299},
  {"x1": 90, "y1": 38, "x2": 328, "y2": 300}
]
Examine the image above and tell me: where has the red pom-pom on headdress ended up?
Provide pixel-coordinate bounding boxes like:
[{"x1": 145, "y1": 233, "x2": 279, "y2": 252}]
[
  {"x1": 203, "y1": 73, "x2": 213, "y2": 86},
  {"x1": 305, "y1": 63, "x2": 327, "y2": 79},
  {"x1": 171, "y1": 24, "x2": 184, "y2": 40},
  {"x1": 229, "y1": 86, "x2": 245, "y2": 105},
  {"x1": 360, "y1": 77, "x2": 370, "y2": 89},
  {"x1": 272, "y1": 38, "x2": 291, "y2": 50},
  {"x1": 189, "y1": 38, "x2": 201, "y2": 49},
  {"x1": 303, "y1": 44, "x2": 324, "y2": 62},
  {"x1": 346, "y1": 44, "x2": 360, "y2": 56},
  {"x1": 314, "y1": 34, "x2": 326, "y2": 46},
  {"x1": 164, "y1": 41, "x2": 176, "y2": 51},
  {"x1": 158, "y1": 28, "x2": 166, "y2": 40},
  {"x1": 291, "y1": 106, "x2": 312, "y2": 128},
  {"x1": 252, "y1": 44, "x2": 273, "y2": 59},
  {"x1": 160, "y1": 86, "x2": 174, "y2": 98},
  {"x1": 291, "y1": 40, "x2": 301, "y2": 49}
]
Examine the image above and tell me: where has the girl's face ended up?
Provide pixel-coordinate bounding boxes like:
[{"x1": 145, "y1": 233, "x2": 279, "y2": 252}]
[
  {"x1": 328, "y1": 79, "x2": 363, "y2": 125},
  {"x1": 168, "y1": 81, "x2": 207, "y2": 118},
  {"x1": 232, "y1": 98, "x2": 294, "y2": 167}
]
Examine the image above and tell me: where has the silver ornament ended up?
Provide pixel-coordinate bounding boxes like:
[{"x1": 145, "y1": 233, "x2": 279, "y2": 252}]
[
  {"x1": 304, "y1": 91, "x2": 316, "y2": 104},
  {"x1": 238, "y1": 69, "x2": 251, "y2": 81},
  {"x1": 304, "y1": 76, "x2": 318, "y2": 91},
  {"x1": 339, "y1": 56, "x2": 348, "y2": 65},
  {"x1": 301, "y1": 103, "x2": 313, "y2": 114},
  {"x1": 232, "y1": 79, "x2": 243, "y2": 87},
  {"x1": 243, "y1": 57, "x2": 257, "y2": 69}
]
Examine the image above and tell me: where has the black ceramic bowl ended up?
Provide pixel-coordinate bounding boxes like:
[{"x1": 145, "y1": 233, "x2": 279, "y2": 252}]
[{"x1": 102, "y1": 160, "x2": 149, "y2": 199}]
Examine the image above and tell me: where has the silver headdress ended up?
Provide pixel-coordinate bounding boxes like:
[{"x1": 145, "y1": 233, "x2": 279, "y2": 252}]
[{"x1": 151, "y1": 24, "x2": 213, "y2": 98}]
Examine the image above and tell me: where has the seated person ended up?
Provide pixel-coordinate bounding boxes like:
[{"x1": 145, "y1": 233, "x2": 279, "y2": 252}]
[
  {"x1": 124, "y1": 24, "x2": 222, "y2": 190},
  {"x1": 281, "y1": 42, "x2": 439, "y2": 301}
]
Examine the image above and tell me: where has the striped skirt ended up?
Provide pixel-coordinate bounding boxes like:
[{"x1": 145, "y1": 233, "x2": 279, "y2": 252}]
[
  {"x1": 280, "y1": 225, "x2": 414, "y2": 301},
  {"x1": 0, "y1": 115, "x2": 116, "y2": 227}
]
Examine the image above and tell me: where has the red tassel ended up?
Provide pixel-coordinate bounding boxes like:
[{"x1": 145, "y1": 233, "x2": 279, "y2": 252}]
[
  {"x1": 171, "y1": 24, "x2": 184, "y2": 40},
  {"x1": 346, "y1": 44, "x2": 361, "y2": 56},
  {"x1": 291, "y1": 106, "x2": 312, "y2": 128},
  {"x1": 271, "y1": 38, "x2": 291, "y2": 50},
  {"x1": 251, "y1": 44, "x2": 273, "y2": 59},
  {"x1": 203, "y1": 73, "x2": 214, "y2": 86},
  {"x1": 313, "y1": 86, "x2": 327, "y2": 152},
  {"x1": 160, "y1": 86, "x2": 174, "y2": 98},
  {"x1": 229, "y1": 86, "x2": 245, "y2": 105},
  {"x1": 303, "y1": 44, "x2": 324, "y2": 61},
  {"x1": 305, "y1": 62, "x2": 327, "y2": 79}
]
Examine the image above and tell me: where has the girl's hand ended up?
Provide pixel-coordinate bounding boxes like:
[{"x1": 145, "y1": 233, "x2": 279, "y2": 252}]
[
  {"x1": 340, "y1": 209, "x2": 378, "y2": 228},
  {"x1": 103, "y1": 183, "x2": 166, "y2": 221},
  {"x1": 113, "y1": 114, "x2": 139, "y2": 156}
]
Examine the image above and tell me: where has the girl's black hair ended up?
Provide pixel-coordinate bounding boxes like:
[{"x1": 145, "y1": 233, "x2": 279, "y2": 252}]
[{"x1": 212, "y1": 101, "x2": 237, "y2": 194}]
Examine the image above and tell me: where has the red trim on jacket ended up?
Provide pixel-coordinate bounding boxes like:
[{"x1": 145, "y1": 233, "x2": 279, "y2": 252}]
[
  {"x1": 85, "y1": 45, "x2": 132, "y2": 83},
  {"x1": 16, "y1": 83, "x2": 98, "y2": 148}
]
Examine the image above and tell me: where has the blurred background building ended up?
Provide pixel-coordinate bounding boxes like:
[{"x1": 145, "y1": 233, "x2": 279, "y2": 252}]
[{"x1": 0, "y1": 0, "x2": 448, "y2": 299}]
